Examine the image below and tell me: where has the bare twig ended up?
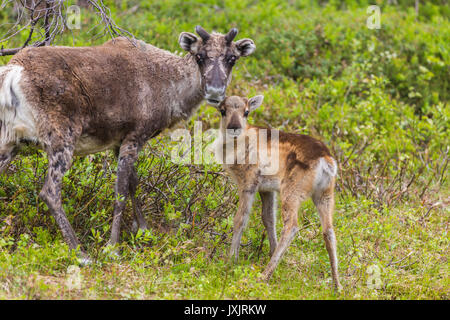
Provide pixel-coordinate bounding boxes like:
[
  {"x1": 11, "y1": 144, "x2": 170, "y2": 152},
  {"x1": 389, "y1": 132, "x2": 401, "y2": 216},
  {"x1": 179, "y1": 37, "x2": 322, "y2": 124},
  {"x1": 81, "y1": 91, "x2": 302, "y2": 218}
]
[
  {"x1": 0, "y1": 0, "x2": 135, "y2": 56},
  {"x1": 419, "y1": 201, "x2": 443, "y2": 222},
  {"x1": 386, "y1": 251, "x2": 414, "y2": 267}
]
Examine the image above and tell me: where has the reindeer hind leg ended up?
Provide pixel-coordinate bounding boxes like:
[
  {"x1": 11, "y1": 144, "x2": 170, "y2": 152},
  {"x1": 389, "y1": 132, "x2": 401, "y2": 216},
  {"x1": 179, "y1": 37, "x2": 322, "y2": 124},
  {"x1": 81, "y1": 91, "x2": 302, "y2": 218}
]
[
  {"x1": 40, "y1": 146, "x2": 82, "y2": 253},
  {"x1": 0, "y1": 120, "x2": 18, "y2": 174},
  {"x1": 0, "y1": 144, "x2": 17, "y2": 173},
  {"x1": 260, "y1": 191, "x2": 278, "y2": 257},
  {"x1": 313, "y1": 184, "x2": 341, "y2": 291},
  {"x1": 261, "y1": 191, "x2": 301, "y2": 281}
]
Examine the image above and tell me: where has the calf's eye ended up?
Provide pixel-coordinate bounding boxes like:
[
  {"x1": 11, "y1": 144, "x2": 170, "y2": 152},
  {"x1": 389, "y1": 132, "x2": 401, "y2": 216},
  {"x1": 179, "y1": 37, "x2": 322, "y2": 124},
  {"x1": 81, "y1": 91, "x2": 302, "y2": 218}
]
[
  {"x1": 244, "y1": 110, "x2": 249, "y2": 117},
  {"x1": 220, "y1": 109, "x2": 226, "y2": 116}
]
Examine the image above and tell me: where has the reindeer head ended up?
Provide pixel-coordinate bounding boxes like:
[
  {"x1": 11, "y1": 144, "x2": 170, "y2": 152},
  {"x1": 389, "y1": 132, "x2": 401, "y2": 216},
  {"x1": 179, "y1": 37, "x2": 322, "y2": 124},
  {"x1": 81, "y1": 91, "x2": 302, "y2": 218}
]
[
  {"x1": 218, "y1": 95, "x2": 264, "y2": 139},
  {"x1": 178, "y1": 26, "x2": 256, "y2": 106}
]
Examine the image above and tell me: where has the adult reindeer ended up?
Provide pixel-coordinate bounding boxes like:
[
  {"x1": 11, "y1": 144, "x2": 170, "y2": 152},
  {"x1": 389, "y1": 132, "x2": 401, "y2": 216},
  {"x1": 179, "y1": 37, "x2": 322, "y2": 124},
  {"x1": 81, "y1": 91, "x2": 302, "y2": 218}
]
[{"x1": 0, "y1": 26, "x2": 255, "y2": 259}]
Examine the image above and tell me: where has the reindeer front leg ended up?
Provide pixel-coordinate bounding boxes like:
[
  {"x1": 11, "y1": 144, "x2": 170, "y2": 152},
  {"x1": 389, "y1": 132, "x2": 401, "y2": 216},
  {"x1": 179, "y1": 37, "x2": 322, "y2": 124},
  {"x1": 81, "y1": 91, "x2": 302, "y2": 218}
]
[
  {"x1": 109, "y1": 138, "x2": 142, "y2": 246},
  {"x1": 113, "y1": 147, "x2": 147, "y2": 234},
  {"x1": 229, "y1": 188, "x2": 256, "y2": 262},
  {"x1": 129, "y1": 165, "x2": 148, "y2": 232}
]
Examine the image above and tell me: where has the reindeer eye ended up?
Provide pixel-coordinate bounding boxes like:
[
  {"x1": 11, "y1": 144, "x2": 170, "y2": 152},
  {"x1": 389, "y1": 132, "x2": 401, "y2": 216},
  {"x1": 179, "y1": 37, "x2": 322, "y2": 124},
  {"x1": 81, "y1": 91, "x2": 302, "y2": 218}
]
[
  {"x1": 227, "y1": 55, "x2": 237, "y2": 65},
  {"x1": 220, "y1": 109, "x2": 226, "y2": 116},
  {"x1": 244, "y1": 110, "x2": 249, "y2": 117},
  {"x1": 196, "y1": 53, "x2": 205, "y2": 63}
]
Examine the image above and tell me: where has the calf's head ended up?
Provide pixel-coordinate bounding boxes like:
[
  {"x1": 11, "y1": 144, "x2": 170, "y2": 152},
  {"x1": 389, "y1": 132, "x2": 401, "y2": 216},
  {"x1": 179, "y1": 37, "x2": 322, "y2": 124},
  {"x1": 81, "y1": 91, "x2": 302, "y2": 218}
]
[
  {"x1": 218, "y1": 95, "x2": 264, "y2": 139},
  {"x1": 179, "y1": 26, "x2": 256, "y2": 106}
]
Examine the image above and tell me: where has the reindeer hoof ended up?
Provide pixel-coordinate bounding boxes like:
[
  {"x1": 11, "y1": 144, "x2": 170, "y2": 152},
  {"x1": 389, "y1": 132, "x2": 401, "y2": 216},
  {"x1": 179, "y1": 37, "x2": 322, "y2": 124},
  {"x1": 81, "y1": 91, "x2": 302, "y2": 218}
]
[
  {"x1": 78, "y1": 256, "x2": 92, "y2": 267},
  {"x1": 76, "y1": 252, "x2": 92, "y2": 267},
  {"x1": 334, "y1": 283, "x2": 343, "y2": 294},
  {"x1": 131, "y1": 220, "x2": 149, "y2": 234},
  {"x1": 259, "y1": 271, "x2": 271, "y2": 282},
  {"x1": 227, "y1": 254, "x2": 239, "y2": 265},
  {"x1": 131, "y1": 220, "x2": 139, "y2": 234}
]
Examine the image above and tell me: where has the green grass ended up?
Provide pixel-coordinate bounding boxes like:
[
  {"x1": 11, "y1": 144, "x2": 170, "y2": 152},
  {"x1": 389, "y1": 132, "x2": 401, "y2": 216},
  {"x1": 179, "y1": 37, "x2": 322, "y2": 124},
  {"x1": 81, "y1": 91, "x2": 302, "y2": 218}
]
[
  {"x1": 0, "y1": 0, "x2": 449, "y2": 299},
  {"x1": 0, "y1": 195, "x2": 448, "y2": 299}
]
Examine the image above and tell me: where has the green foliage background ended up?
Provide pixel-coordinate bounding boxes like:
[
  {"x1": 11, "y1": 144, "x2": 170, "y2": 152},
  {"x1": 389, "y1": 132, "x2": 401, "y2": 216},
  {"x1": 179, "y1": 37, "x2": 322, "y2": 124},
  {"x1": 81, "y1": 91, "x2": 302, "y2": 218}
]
[{"x1": 0, "y1": 0, "x2": 448, "y2": 299}]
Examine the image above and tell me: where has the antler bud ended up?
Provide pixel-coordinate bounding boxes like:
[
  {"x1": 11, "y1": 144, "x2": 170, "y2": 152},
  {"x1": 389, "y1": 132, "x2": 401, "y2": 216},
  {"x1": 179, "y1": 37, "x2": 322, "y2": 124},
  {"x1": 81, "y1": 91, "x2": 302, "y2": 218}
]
[
  {"x1": 195, "y1": 25, "x2": 210, "y2": 42},
  {"x1": 225, "y1": 28, "x2": 238, "y2": 44}
]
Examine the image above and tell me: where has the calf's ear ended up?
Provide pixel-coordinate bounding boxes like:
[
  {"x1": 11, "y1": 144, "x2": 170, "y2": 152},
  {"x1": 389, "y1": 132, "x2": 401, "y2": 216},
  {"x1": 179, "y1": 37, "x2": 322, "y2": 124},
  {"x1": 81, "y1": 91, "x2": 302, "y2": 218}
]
[
  {"x1": 248, "y1": 95, "x2": 264, "y2": 112},
  {"x1": 179, "y1": 32, "x2": 200, "y2": 54}
]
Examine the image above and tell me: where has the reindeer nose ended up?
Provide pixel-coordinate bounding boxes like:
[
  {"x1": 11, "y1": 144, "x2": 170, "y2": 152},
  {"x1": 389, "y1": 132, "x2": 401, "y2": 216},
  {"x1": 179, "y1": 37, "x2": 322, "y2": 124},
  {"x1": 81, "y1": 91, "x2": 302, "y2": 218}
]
[
  {"x1": 205, "y1": 85, "x2": 225, "y2": 97},
  {"x1": 226, "y1": 126, "x2": 242, "y2": 137},
  {"x1": 205, "y1": 85, "x2": 226, "y2": 106},
  {"x1": 227, "y1": 124, "x2": 240, "y2": 131}
]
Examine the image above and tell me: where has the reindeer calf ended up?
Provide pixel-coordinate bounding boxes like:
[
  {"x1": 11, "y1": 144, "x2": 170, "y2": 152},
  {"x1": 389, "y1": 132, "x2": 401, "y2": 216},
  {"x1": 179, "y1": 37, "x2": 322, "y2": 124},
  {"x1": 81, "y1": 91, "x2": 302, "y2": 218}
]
[{"x1": 215, "y1": 95, "x2": 341, "y2": 290}]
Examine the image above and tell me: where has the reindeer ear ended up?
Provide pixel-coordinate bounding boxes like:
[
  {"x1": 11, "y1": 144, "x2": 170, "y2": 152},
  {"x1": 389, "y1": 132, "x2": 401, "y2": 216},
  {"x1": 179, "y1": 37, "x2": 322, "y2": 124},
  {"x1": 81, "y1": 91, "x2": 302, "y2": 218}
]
[
  {"x1": 248, "y1": 95, "x2": 264, "y2": 112},
  {"x1": 179, "y1": 32, "x2": 200, "y2": 53},
  {"x1": 235, "y1": 38, "x2": 256, "y2": 57}
]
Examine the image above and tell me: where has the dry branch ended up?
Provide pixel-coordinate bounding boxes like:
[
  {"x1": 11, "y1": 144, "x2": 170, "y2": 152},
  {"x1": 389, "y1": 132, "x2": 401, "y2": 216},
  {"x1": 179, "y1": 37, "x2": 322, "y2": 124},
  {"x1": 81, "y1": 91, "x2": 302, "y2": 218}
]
[{"x1": 0, "y1": 0, "x2": 135, "y2": 57}]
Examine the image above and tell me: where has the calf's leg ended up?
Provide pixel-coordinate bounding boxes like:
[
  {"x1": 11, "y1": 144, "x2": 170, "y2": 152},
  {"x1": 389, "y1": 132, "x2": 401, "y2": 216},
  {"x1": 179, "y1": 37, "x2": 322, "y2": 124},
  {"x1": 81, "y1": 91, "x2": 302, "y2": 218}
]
[
  {"x1": 313, "y1": 185, "x2": 341, "y2": 291},
  {"x1": 261, "y1": 190, "x2": 303, "y2": 281},
  {"x1": 229, "y1": 189, "x2": 256, "y2": 262},
  {"x1": 259, "y1": 191, "x2": 278, "y2": 257}
]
